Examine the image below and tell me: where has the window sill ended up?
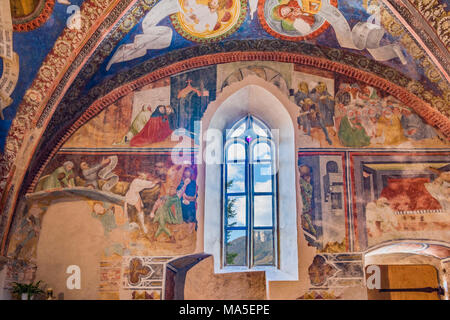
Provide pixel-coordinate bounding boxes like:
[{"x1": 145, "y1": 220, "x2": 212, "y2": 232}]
[{"x1": 216, "y1": 266, "x2": 298, "y2": 282}]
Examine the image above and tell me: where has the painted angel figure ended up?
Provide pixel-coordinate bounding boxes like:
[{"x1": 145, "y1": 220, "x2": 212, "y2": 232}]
[
  {"x1": 272, "y1": 0, "x2": 316, "y2": 35},
  {"x1": 181, "y1": 0, "x2": 233, "y2": 33},
  {"x1": 106, "y1": 0, "x2": 180, "y2": 70}
]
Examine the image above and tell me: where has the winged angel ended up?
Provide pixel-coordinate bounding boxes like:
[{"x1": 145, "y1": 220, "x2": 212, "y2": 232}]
[{"x1": 106, "y1": 0, "x2": 231, "y2": 70}]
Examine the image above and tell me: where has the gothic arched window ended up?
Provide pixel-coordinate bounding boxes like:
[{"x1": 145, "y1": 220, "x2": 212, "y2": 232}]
[{"x1": 223, "y1": 115, "x2": 278, "y2": 268}]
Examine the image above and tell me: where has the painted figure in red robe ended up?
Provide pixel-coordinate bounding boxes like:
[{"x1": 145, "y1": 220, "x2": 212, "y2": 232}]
[{"x1": 130, "y1": 105, "x2": 174, "y2": 147}]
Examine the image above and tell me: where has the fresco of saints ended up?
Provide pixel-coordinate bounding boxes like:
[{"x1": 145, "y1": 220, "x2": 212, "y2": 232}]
[
  {"x1": 36, "y1": 161, "x2": 75, "y2": 191},
  {"x1": 271, "y1": 0, "x2": 315, "y2": 35},
  {"x1": 130, "y1": 105, "x2": 175, "y2": 147},
  {"x1": 334, "y1": 84, "x2": 353, "y2": 131},
  {"x1": 182, "y1": 0, "x2": 233, "y2": 33},
  {"x1": 400, "y1": 107, "x2": 437, "y2": 141},
  {"x1": 307, "y1": 99, "x2": 333, "y2": 145},
  {"x1": 119, "y1": 105, "x2": 153, "y2": 144},
  {"x1": 150, "y1": 163, "x2": 188, "y2": 242},
  {"x1": 299, "y1": 165, "x2": 317, "y2": 238},
  {"x1": 375, "y1": 107, "x2": 407, "y2": 146},
  {"x1": 124, "y1": 172, "x2": 160, "y2": 234},
  {"x1": 10, "y1": 206, "x2": 42, "y2": 259},
  {"x1": 338, "y1": 109, "x2": 371, "y2": 148},
  {"x1": 361, "y1": 107, "x2": 384, "y2": 145},
  {"x1": 80, "y1": 158, "x2": 111, "y2": 189},
  {"x1": 295, "y1": 82, "x2": 310, "y2": 130},
  {"x1": 295, "y1": 81, "x2": 310, "y2": 106},
  {"x1": 309, "y1": 81, "x2": 335, "y2": 126},
  {"x1": 176, "y1": 167, "x2": 198, "y2": 232}
]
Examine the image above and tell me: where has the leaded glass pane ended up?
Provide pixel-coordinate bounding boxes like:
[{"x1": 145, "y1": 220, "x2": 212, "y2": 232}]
[
  {"x1": 253, "y1": 195, "x2": 273, "y2": 227},
  {"x1": 226, "y1": 163, "x2": 246, "y2": 193},
  {"x1": 227, "y1": 142, "x2": 245, "y2": 161},
  {"x1": 253, "y1": 163, "x2": 272, "y2": 193}
]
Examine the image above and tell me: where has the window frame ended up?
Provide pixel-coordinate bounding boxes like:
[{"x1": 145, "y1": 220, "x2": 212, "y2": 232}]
[{"x1": 221, "y1": 115, "x2": 279, "y2": 270}]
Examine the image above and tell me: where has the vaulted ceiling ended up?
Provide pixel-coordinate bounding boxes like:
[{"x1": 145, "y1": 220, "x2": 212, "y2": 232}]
[{"x1": 0, "y1": 0, "x2": 448, "y2": 252}]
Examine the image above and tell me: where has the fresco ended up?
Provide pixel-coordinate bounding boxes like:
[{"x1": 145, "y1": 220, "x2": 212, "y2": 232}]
[
  {"x1": 350, "y1": 153, "x2": 450, "y2": 248},
  {"x1": 294, "y1": 72, "x2": 449, "y2": 148},
  {"x1": 307, "y1": 253, "x2": 364, "y2": 287},
  {"x1": 217, "y1": 61, "x2": 292, "y2": 94},
  {"x1": 298, "y1": 152, "x2": 348, "y2": 252},
  {"x1": 9, "y1": 152, "x2": 199, "y2": 263},
  {"x1": 171, "y1": 0, "x2": 247, "y2": 42},
  {"x1": 293, "y1": 67, "x2": 336, "y2": 147},
  {"x1": 10, "y1": 0, "x2": 42, "y2": 18},
  {"x1": 64, "y1": 67, "x2": 216, "y2": 149},
  {"x1": 7, "y1": 202, "x2": 47, "y2": 261},
  {"x1": 170, "y1": 65, "x2": 217, "y2": 143},
  {"x1": 258, "y1": 0, "x2": 336, "y2": 40},
  {"x1": 0, "y1": 1, "x2": 19, "y2": 121},
  {"x1": 7, "y1": 65, "x2": 216, "y2": 269},
  {"x1": 12, "y1": 62, "x2": 450, "y2": 258},
  {"x1": 120, "y1": 256, "x2": 167, "y2": 300},
  {"x1": 299, "y1": 149, "x2": 450, "y2": 253},
  {"x1": 106, "y1": 0, "x2": 246, "y2": 70},
  {"x1": 0, "y1": 0, "x2": 82, "y2": 150},
  {"x1": 0, "y1": 0, "x2": 448, "y2": 159},
  {"x1": 259, "y1": 0, "x2": 406, "y2": 64},
  {"x1": 3, "y1": 58, "x2": 450, "y2": 300},
  {"x1": 215, "y1": 60, "x2": 448, "y2": 153}
]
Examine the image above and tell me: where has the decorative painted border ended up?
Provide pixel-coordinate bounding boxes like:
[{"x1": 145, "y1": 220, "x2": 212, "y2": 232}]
[
  {"x1": 170, "y1": 0, "x2": 248, "y2": 43},
  {"x1": 257, "y1": 0, "x2": 338, "y2": 41},
  {"x1": 12, "y1": 0, "x2": 55, "y2": 32},
  {"x1": 383, "y1": 0, "x2": 449, "y2": 82},
  {"x1": 35, "y1": 0, "x2": 157, "y2": 128},
  {"x1": 408, "y1": 0, "x2": 449, "y2": 48}
]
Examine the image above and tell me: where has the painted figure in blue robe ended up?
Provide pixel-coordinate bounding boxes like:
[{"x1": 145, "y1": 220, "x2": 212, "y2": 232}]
[{"x1": 177, "y1": 167, "x2": 198, "y2": 231}]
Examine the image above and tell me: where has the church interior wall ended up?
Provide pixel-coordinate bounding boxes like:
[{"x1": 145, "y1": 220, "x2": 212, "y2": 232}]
[{"x1": 2, "y1": 60, "x2": 449, "y2": 300}]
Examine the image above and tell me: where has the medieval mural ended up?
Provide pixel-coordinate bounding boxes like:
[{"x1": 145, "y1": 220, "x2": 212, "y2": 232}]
[
  {"x1": 0, "y1": 0, "x2": 449, "y2": 301},
  {"x1": 4, "y1": 58, "x2": 448, "y2": 299}
]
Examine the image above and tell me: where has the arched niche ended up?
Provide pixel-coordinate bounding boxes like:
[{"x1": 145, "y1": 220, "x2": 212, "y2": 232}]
[{"x1": 199, "y1": 79, "x2": 299, "y2": 282}]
